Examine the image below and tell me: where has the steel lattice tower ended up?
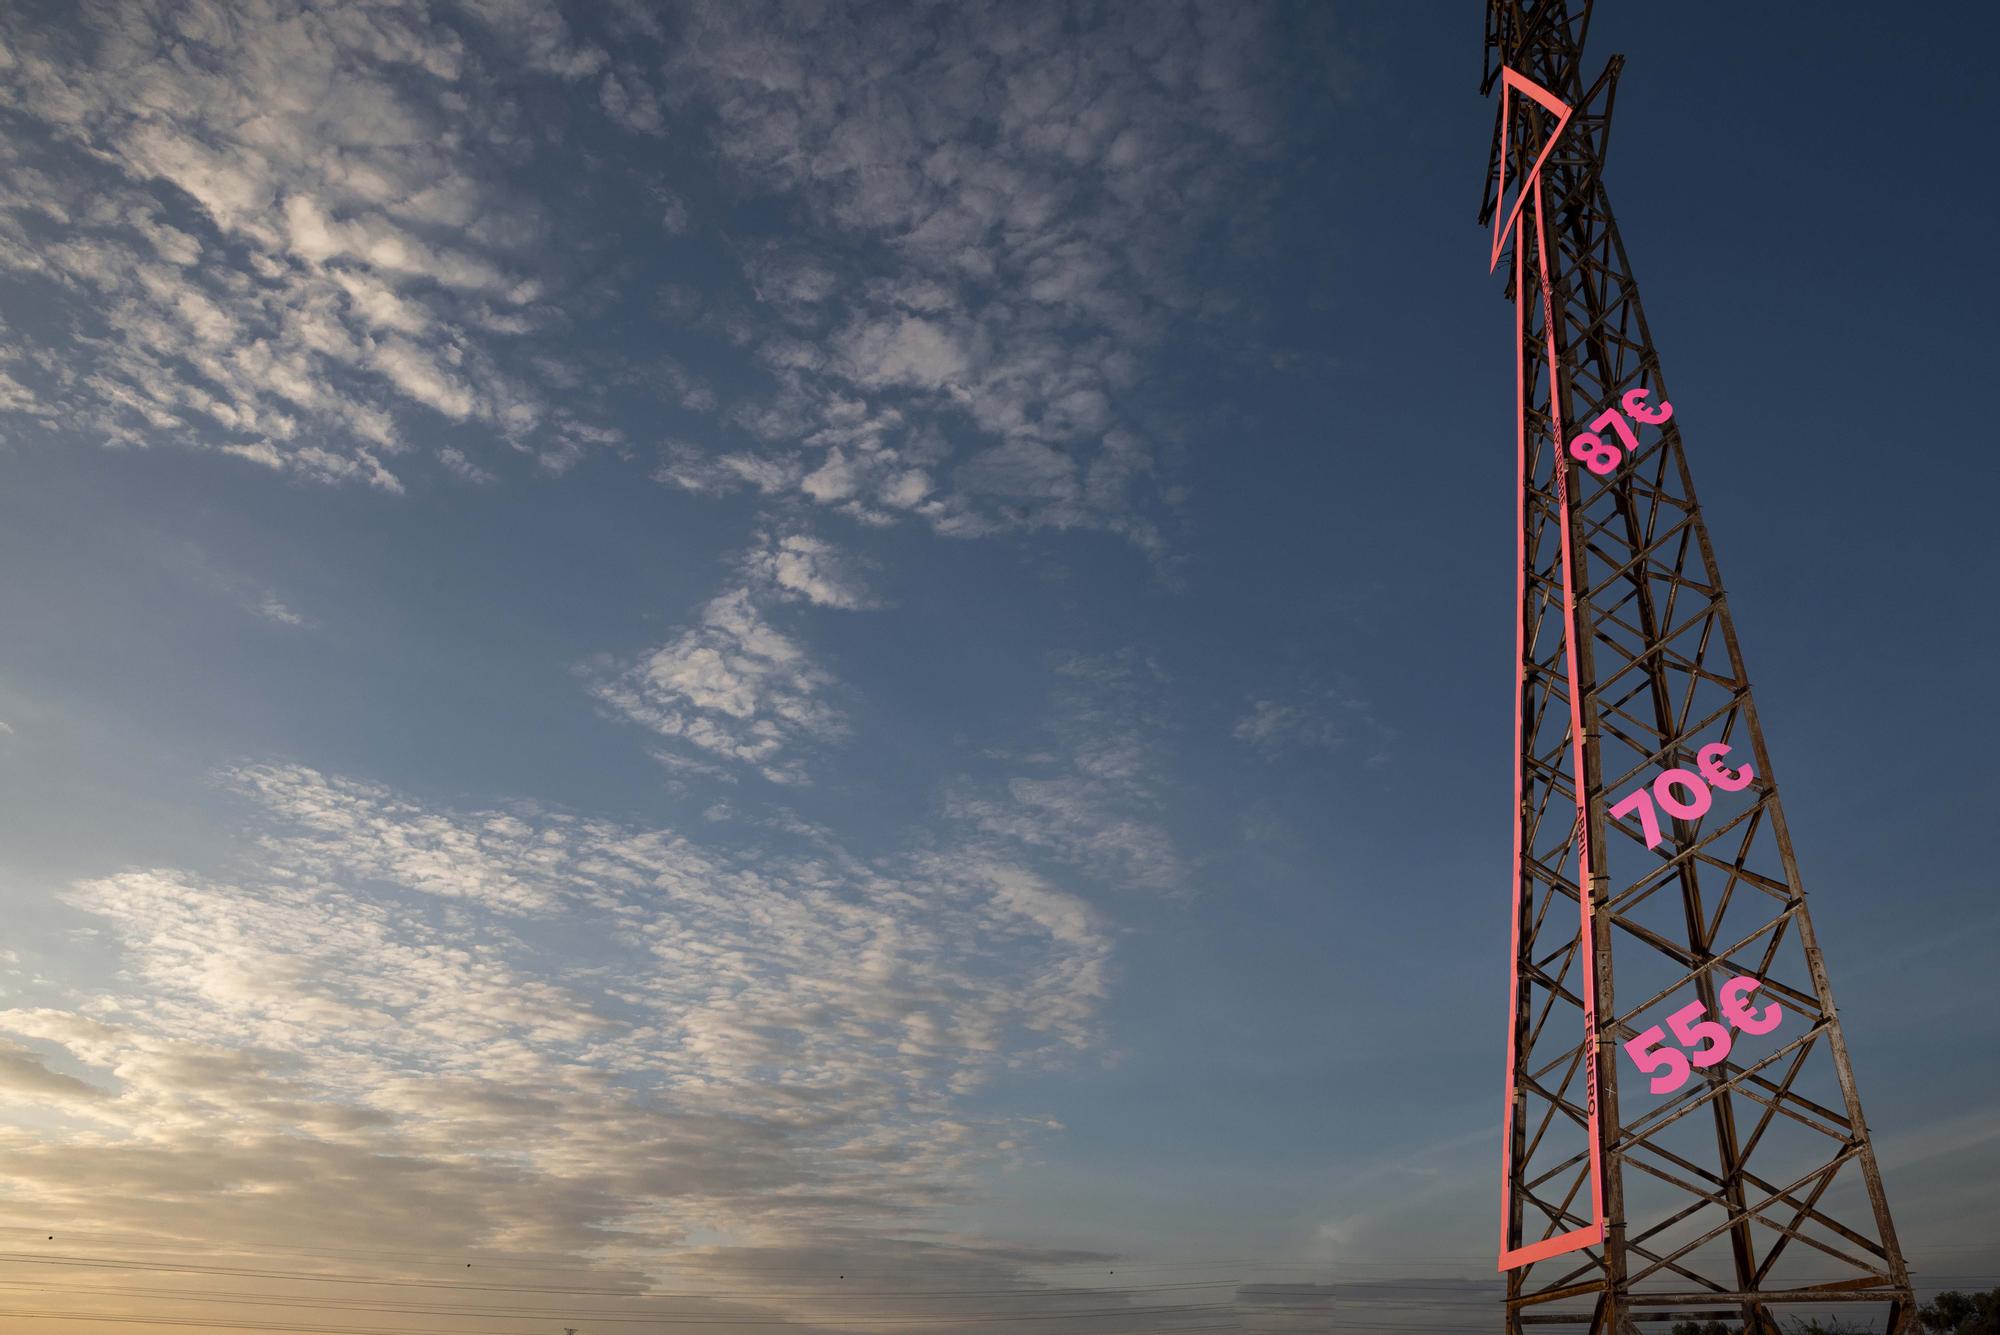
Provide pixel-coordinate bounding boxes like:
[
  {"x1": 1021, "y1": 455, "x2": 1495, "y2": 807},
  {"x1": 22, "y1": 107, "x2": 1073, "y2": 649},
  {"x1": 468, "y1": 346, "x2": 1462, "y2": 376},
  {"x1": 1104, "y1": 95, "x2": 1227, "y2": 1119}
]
[{"x1": 1479, "y1": 4, "x2": 1915, "y2": 1332}]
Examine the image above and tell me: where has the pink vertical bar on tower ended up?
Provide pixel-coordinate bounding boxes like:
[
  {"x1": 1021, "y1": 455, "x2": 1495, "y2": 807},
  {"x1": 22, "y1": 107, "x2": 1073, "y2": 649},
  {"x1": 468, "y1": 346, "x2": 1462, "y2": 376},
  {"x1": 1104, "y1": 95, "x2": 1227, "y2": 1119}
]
[
  {"x1": 1531, "y1": 169, "x2": 1607, "y2": 1242},
  {"x1": 1495, "y1": 196, "x2": 1603, "y2": 1271},
  {"x1": 1495, "y1": 67, "x2": 1605, "y2": 1274},
  {"x1": 1498, "y1": 187, "x2": 1528, "y2": 1269}
]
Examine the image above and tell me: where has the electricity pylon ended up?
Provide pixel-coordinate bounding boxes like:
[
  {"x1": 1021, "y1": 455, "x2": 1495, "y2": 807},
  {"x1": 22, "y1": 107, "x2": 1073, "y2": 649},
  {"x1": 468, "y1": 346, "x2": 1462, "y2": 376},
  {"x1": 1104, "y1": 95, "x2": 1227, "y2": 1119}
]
[{"x1": 1479, "y1": 4, "x2": 1914, "y2": 1331}]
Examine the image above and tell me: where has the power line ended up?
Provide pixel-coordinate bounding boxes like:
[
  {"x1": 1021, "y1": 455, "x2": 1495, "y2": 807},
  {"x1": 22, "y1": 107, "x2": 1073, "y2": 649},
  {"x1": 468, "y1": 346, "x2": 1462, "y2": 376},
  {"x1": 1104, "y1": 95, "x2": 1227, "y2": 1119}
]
[
  {"x1": 0, "y1": 1314, "x2": 1250, "y2": 1335},
  {"x1": 0, "y1": 1253, "x2": 1242, "y2": 1299},
  {"x1": 6, "y1": 1223, "x2": 1983, "y2": 1280},
  {"x1": 0, "y1": 1231, "x2": 600, "y2": 1271},
  {"x1": 0, "y1": 1257, "x2": 1242, "y2": 1298},
  {"x1": 0, "y1": 1278, "x2": 1248, "y2": 1325},
  {"x1": 2, "y1": 1247, "x2": 1986, "y2": 1297},
  {"x1": 0, "y1": 1226, "x2": 601, "y2": 1274},
  {"x1": 0, "y1": 1234, "x2": 1985, "y2": 1335},
  {"x1": 0, "y1": 1293, "x2": 1245, "y2": 1327},
  {"x1": 0, "y1": 1277, "x2": 1259, "y2": 1320}
]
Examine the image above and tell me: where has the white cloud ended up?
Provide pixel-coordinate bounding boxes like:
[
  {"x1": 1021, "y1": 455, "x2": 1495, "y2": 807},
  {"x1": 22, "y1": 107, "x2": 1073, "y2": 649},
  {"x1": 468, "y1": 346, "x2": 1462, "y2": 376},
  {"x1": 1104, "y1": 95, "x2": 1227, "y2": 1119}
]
[
  {"x1": 651, "y1": 1, "x2": 1294, "y2": 558},
  {"x1": 456, "y1": 0, "x2": 606, "y2": 81},
  {"x1": 231, "y1": 764, "x2": 562, "y2": 914},
  {"x1": 654, "y1": 441, "x2": 800, "y2": 496},
  {"x1": 0, "y1": 1040, "x2": 104, "y2": 1104},
  {"x1": 800, "y1": 447, "x2": 862, "y2": 503},
  {"x1": 1235, "y1": 699, "x2": 1332, "y2": 749},
  {"x1": 1232, "y1": 683, "x2": 1395, "y2": 764},
  {"x1": 0, "y1": 1, "x2": 631, "y2": 488},
  {"x1": 254, "y1": 594, "x2": 306, "y2": 627},
  {"x1": 0, "y1": 762, "x2": 1113, "y2": 1286},
  {"x1": 589, "y1": 586, "x2": 849, "y2": 785},
  {"x1": 438, "y1": 445, "x2": 496, "y2": 484},
  {"x1": 329, "y1": 268, "x2": 431, "y2": 335},
  {"x1": 367, "y1": 336, "x2": 479, "y2": 421},
  {"x1": 741, "y1": 532, "x2": 882, "y2": 610},
  {"x1": 838, "y1": 313, "x2": 973, "y2": 391},
  {"x1": 589, "y1": 534, "x2": 884, "y2": 782},
  {"x1": 599, "y1": 69, "x2": 666, "y2": 137},
  {"x1": 947, "y1": 651, "x2": 1184, "y2": 893},
  {"x1": 655, "y1": 186, "x2": 692, "y2": 236}
]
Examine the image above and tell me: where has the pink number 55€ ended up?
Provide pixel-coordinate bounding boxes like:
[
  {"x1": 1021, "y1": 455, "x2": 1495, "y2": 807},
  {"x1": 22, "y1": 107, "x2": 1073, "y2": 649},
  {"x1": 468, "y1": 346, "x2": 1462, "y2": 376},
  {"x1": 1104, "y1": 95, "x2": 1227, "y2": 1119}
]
[
  {"x1": 1720, "y1": 976, "x2": 1782, "y2": 1035},
  {"x1": 1623, "y1": 976, "x2": 1784, "y2": 1096}
]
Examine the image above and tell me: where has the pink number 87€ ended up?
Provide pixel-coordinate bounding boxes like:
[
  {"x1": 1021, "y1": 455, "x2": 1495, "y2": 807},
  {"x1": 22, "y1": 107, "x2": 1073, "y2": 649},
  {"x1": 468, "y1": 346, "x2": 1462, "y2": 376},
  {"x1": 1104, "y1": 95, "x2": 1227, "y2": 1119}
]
[
  {"x1": 1565, "y1": 387, "x2": 1675, "y2": 478},
  {"x1": 1622, "y1": 387, "x2": 1673, "y2": 425}
]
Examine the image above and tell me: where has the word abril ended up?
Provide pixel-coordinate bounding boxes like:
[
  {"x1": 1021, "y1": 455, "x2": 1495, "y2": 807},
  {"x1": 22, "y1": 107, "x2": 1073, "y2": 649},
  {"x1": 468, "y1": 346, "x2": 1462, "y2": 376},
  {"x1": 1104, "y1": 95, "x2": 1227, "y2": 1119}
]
[
  {"x1": 1567, "y1": 386, "x2": 1672, "y2": 475},
  {"x1": 1624, "y1": 979, "x2": 1782, "y2": 1095},
  {"x1": 1609, "y1": 742, "x2": 1754, "y2": 849}
]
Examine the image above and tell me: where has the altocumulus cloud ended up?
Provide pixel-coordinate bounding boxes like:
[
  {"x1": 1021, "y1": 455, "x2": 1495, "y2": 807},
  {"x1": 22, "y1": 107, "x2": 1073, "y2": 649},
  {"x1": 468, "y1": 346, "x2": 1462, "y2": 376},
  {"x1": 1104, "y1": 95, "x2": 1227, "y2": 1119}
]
[
  {"x1": 947, "y1": 651, "x2": 1187, "y2": 894},
  {"x1": 0, "y1": 0, "x2": 628, "y2": 485},
  {"x1": 0, "y1": 0, "x2": 1296, "y2": 554},
  {"x1": 646, "y1": 0, "x2": 1288, "y2": 554},
  {"x1": 0, "y1": 3, "x2": 1341, "y2": 1323},
  {"x1": 0, "y1": 762, "x2": 1111, "y2": 1284},
  {"x1": 587, "y1": 579, "x2": 855, "y2": 788}
]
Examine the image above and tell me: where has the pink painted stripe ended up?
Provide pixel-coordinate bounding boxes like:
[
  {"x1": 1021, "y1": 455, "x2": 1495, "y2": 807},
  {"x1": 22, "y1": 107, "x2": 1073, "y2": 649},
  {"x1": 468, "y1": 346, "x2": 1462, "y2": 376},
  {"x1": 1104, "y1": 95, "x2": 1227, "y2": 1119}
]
[
  {"x1": 1498, "y1": 214, "x2": 1529, "y2": 1268},
  {"x1": 1489, "y1": 67, "x2": 1576, "y2": 274},
  {"x1": 1532, "y1": 166, "x2": 1607, "y2": 1239},
  {"x1": 1495, "y1": 65, "x2": 1605, "y2": 1274},
  {"x1": 1501, "y1": 1221, "x2": 1607, "y2": 1271}
]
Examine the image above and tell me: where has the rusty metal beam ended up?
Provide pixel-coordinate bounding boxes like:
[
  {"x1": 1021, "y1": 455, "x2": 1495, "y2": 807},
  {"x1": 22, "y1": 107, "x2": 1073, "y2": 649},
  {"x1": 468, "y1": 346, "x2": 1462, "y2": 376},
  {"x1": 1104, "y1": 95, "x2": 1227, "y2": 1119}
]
[{"x1": 1483, "y1": 4, "x2": 1913, "y2": 1332}]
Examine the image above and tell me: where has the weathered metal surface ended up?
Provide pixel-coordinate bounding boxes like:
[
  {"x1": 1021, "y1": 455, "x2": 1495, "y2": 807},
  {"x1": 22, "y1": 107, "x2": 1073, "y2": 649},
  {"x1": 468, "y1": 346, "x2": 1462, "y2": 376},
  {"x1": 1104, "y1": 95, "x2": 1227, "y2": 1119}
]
[{"x1": 1480, "y1": 4, "x2": 1914, "y2": 1332}]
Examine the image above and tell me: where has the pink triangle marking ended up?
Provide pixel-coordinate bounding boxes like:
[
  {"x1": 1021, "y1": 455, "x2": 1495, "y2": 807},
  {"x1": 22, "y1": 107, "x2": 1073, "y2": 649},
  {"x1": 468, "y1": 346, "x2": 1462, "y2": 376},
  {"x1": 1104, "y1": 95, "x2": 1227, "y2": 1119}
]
[{"x1": 1489, "y1": 67, "x2": 1575, "y2": 273}]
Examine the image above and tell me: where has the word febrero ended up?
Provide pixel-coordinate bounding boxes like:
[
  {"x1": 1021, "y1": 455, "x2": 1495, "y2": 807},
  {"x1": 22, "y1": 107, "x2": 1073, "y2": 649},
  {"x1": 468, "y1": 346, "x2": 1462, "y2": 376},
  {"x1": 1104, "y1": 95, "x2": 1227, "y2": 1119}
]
[
  {"x1": 1624, "y1": 979, "x2": 1782, "y2": 1095},
  {"x1": 1608, "y1": 741, "x2": 1754, "y2": 849},
  {"x1": 1568, "y1": 386, "x2": 1672, "y2": 476}
]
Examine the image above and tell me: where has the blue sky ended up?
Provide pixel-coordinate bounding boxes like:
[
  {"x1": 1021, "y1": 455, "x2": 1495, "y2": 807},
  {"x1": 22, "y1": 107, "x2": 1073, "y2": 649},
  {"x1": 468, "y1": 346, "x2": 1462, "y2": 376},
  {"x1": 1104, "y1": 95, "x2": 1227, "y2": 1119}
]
[{"x1": 0, "y1": 1, "x2": 1995, "y2": 1330}]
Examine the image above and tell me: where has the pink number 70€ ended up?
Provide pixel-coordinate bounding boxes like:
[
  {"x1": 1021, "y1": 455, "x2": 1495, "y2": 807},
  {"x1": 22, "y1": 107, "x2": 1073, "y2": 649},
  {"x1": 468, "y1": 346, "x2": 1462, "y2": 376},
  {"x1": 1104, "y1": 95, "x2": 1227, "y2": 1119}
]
[
  {"x1": 1608, "y1": 742, "x2": 1754, "y2": 849},
  {"x1": 1624, "y1": 977, "x2": 1783, "y2": 1095}
]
